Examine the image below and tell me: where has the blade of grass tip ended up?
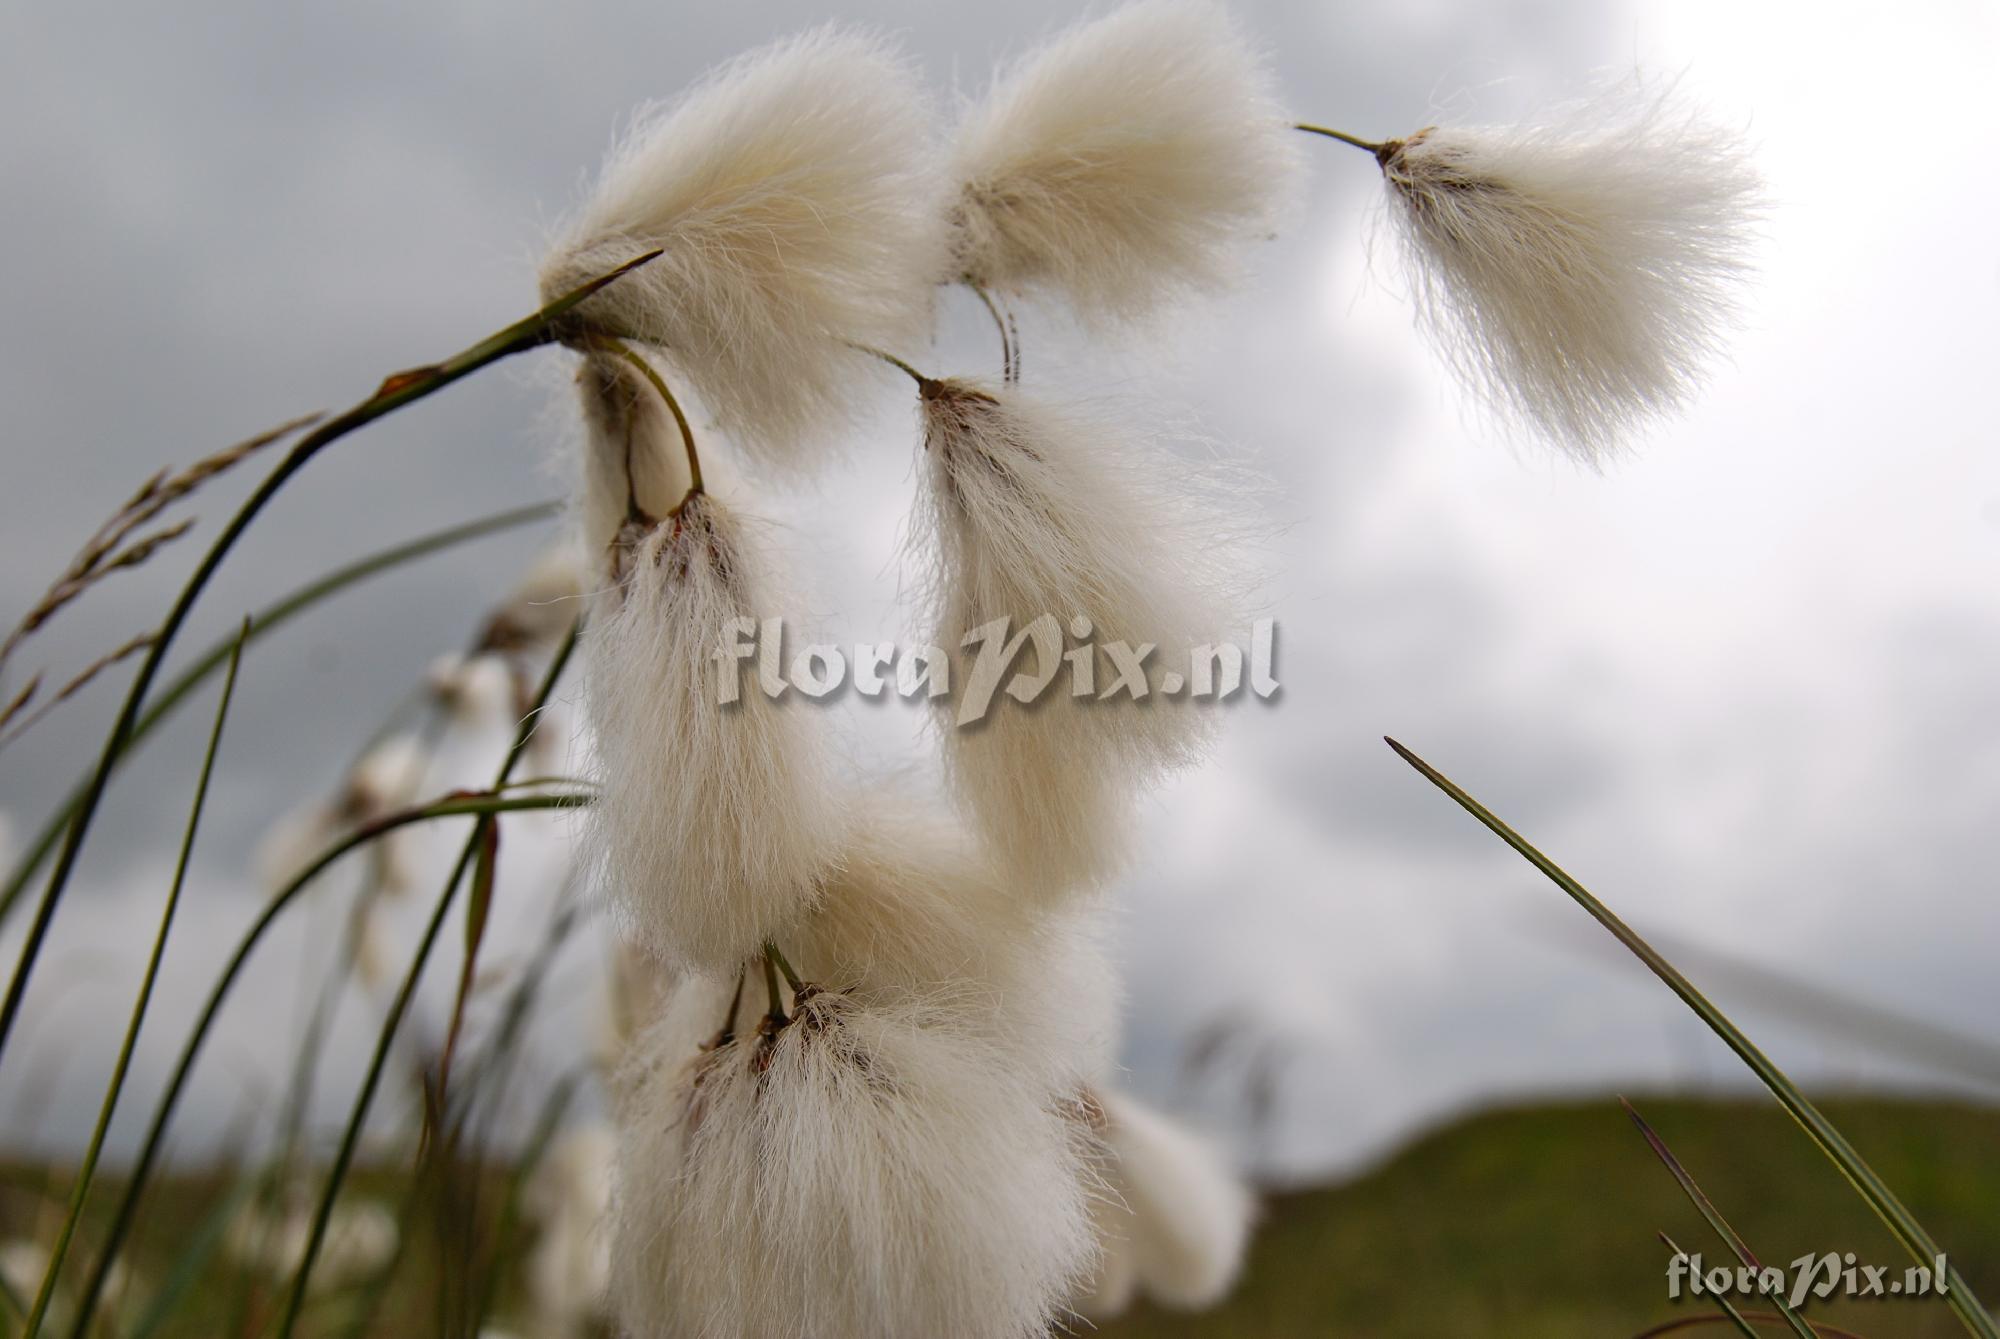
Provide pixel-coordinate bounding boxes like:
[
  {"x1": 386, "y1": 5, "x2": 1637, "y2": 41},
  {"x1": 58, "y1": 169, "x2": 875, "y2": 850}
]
[
  {"x1": 0, "y1": 250, "x2": 655, "y2": 1059},
  {"x1": 1384, "y1": 737, "x2": 1997, "y2": 1339},
  {"x1": 1659, "y1": 1231, "x2": 1760, "y2": 1338},
  {"x1": 434, "y1": 816, "x2": 500, "y2": 1122},
  {"x1": 1625, "y1": 1099, "x2": 1816, "y2": 1339},
  {"x1": 276, "y1": 623, "x2": 579, "y2": 1338},
  {"x1": 0, "y1": 500, "x2": 560, "y2": 929},
  {"x1": 60, "y1": 787, "x2": 587, "y2": 1339},
  {"x1": 470, "y1": 1070, "x2": 584, "y2": 1334},
  {"x1": 23, "y1": 620, "x2": 250, "y2": 1338}
]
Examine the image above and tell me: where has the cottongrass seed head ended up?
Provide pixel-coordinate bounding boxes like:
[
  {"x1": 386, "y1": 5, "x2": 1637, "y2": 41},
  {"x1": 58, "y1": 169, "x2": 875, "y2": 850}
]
[
  {"x1": 948, "y1": 0, "x2": 1302, "y2": 322},
  {"x1": 1377, "y1": 79, "x2": 1762, "y2": 461},
  {"x1": 611, "y1": 983, "x2": 1102, "y2": 1339},
  {"x1": 571, "y1": 347, "x2": 699, "y2": 559},
  {"x1": 1077, "y1": 1087, "x2": 1256, "y2": 1317},
  {"x1": 583, "y1": 490, "x2": 843, "y2": 976},
  {"x1": 540, "y1": 27, "x2": 945, "y2": 467},
  {"x1": 916, "y1": 380, "x2": 1242, "y2": 894}
]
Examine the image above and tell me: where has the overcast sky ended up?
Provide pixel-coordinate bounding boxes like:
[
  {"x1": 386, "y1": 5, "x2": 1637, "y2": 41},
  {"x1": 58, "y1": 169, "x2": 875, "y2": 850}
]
[{"x1": 1, "y1": 0, "x2": 1996, "y2": 1178}]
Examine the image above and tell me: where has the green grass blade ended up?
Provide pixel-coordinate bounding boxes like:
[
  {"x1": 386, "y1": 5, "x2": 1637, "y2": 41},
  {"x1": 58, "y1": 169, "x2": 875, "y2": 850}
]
[
  {"x1": 1658, "y1": 1231, "x2": 1759, "y2": 1338},
  {"x1": 128, "y1": 1171, "x2": 263, "y2": 1339},
  {"x1": 25, "y1": 620, "x2": 249, "y2": 1338},
  {"x1": 0, "y1": 249, "x2": 654, "y2": 1060},
  {"x1": 60, "y1": 785, "x2": 587, "y2": 1339},
  {"x1": 276, "y1": 623, "x2": 580, "y2": 1335},
  {"x1": 1385, "y1": 737, "x2": 1996, "y2": 1339},
  {"x1": 0, "y1": 500, "x2": 559, "y2": 930},
  {"x1": 1626, "y1": 1100, "x2": 1815, "y2": 1338}
]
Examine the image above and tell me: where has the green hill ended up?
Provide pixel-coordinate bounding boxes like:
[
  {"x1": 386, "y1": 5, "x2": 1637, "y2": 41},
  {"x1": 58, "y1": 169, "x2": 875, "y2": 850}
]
[{"x1": 1095, "y1": 1095, "x2": 2000, "y2": 1338}]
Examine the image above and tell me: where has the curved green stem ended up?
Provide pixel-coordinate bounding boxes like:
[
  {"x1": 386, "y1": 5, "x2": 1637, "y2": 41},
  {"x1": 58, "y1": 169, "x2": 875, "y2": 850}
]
[
  {"x1": 1295, "y1": 122, "x2": 1386, "y2": 154},
  {"x1": 60, "y1": 783, "x2": 588, "y2": 1339},
  {"x1": 0, "y1": 253, "x2": 654, "y2": 1059},
  {"x1": 0, "y1": 501, "x2": 559, "y2": 929},
  {"x1": 275, "y1": 623, "x2": 580, "y2": 1335},
  {"x1": 24, "y1": 623, "x2": 250, "y2": 1336}
]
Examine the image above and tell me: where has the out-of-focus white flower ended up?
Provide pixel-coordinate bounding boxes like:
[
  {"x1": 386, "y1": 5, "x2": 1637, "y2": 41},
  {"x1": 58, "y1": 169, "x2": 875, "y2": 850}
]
[
  {"x1": 1371, "y1": 81, "x2": 1761, "y2": 460},
  {"x1": 540, "y1": 27, "x2": 943, "y2": 467},
  {"x1": 525, "y1": 1123, "x2": 615, "y2": 1339},
  {"x1": 1076, "y1": 1089, "x2": 1256, "y2": 1317},
  {"x1": 610, "y1": 985, "x2": 1101, "y2": 1339},
  {"x1": 427, "y1": 652, "x2": 516, "y2": 728},
  {"x1": 224, "y1": 1198, "x2": 399, "y2": 1291},
  {"x1": 916, "y1": 380, "x2": 1242, "y2": 895},
  {"x1": 255, "y1": 733, "x2": 431, "y2": 896},
  {"x1": 583, "y1": 492, "x2": 843, "y2": 976},
  {"x1": 948, "y1": 0, "x2": 1299, "y2": 325}
]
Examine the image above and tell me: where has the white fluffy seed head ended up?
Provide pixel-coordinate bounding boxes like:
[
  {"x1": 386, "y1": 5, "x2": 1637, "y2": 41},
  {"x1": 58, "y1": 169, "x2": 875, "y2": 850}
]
[
  {"x1": 610, "y1": 986, "x2": 1102, "y2": 1339},
  {"x1": 948, "y1": 0, "x2": 1301, "y2": 322},
  {"x1": 1378, "y1": 82, "x2": 1762, "y2": 461},
  {"x1": 540, "y1": 27, "x2": 945, "y2": 468},
  {"x1": 915, "y1": 381, "x2": 1240, "y2": 895},
  {"x1": 1077, "y1": 1088, "x2": 1256, "y2": 1316},
  {"x1": 582, "y1": 492, "x2": 843, "y2": 976}
]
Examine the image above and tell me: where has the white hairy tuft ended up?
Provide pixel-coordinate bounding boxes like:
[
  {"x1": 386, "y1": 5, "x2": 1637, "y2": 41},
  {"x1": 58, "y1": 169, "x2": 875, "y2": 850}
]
[
  {"x1": 610, "y1": 986, "x2": 1101, "y2": 1339},
  {"x1": 426, "y1": 653, "x2": 515, "y2": 726},
  {"x1": 915, "y1": 381, "x2": 1237, "y2": 895},
  {"x1": 1077, "y1": 1088, "x2": 1256, "y2": 1316},
  {"x1": 540, "y1": 27, "x2": 944, "y2": 467},
  {"x1": 801, "y1": 798, "x2": 1121, "y2": 1089},
  {"x1": 1378, "y1": 82, "x2": 1762, "y2": 460},
  {"x1": 582, "y1": 492, "x2": 842, "y2": 976},
  {"x1": 947, "y1": 0, "x2": 1300, "y2": 322}
]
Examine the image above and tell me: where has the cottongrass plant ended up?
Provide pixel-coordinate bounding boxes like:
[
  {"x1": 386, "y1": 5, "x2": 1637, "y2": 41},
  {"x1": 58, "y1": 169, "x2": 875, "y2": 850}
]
[
  {"x1": 1303, "y1": 81, "x2": 1762, "y2": 460},
  {"x1": 946, "y1": 0, "x2": 1301, "y2": 326},
  {"x1": 1, "y1": 4, "x2": 1853, "y2": 1337}
]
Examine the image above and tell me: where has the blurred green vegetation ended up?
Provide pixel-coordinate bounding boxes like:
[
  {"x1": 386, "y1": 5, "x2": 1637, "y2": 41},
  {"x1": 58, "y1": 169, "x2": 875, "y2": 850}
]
[
  {"x1": 1096, "y1": 1095, "x2": 1999, "y2": 1339},
  {"x1": 3, "y1": 1094, "x2": 1993, "y2": 1337}
]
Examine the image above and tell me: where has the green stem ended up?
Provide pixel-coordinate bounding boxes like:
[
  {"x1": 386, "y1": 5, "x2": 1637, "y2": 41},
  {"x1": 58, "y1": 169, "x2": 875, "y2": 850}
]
[
  {"x1": 1295, "y1": 122, "x2": 1386, "y2": 154},
  {"x1": 0, "y1": 252, "x2": 653, "y2": 1059},
  {"x1": 274, "y1": 623, "x2": 580, "y2": 1336},
  {"x1": 1386, "y1": 736, "x2": 1997, "y2": 1339},
  {"x1": 60, "y1": 785, "x2": 587, "y2": 1339},
  {"x1": 24, "y1": 624, "x2": 251, "y2": 1336}
]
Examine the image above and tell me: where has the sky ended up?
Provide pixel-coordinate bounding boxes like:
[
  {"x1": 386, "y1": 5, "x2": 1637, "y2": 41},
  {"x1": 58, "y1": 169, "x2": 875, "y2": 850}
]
[{"x1": 0, "y1": 0, "x2": 1996, "y2": 1180}]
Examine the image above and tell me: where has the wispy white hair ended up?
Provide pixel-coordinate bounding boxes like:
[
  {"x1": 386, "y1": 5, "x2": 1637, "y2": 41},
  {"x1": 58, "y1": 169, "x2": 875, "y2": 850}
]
[
  {"x1": 540, "y1": 27, "x2": 944, "y2": 467},
  {"x1": 1377, "y1": 81, "x2": 1761, "y2": 460},
  {"x1": 916, "y1": 381, "x2": 1237, "y2": 894},
  {"x1": 948, "y1": 0, "x2": 1300, "y2": 322},
  {"x1": 1077, "y1": 1088, "x2": 1256, "y2": 1316},
  {"x1": 801, "y1": 797, "x2": 1121, "y2": 1089},
  {"x1": 582, "y1": 492, "x2": 842, "y2": 976},
  {"x1": 610, "y1": 985, "x2": 1101, "y2": 1339}
]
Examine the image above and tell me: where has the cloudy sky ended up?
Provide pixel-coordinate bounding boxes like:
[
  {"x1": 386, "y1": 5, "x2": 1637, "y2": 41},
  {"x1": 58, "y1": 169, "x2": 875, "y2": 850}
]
[{"x1": 1, "y1": 0, "x2": 1995, "y2": 1178}]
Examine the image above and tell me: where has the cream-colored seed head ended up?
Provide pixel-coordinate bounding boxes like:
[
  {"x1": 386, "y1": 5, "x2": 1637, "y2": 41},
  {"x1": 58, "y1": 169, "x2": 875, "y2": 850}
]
[
  {"x1": 1077, "y1": 1088, "x2": 1256, "y2": 1316},
  {"x1": 1378, "y1": 83, "x2": 1761, "y2": 460},
  {"x1": 610, "y1": 986, "x2": 1102, "y2": 1339},
  {"x1": 948, "y1": 0, "x2": 1301, "y2": 322},
  {"x1": 582, "y1": 493, "x2": 843, "y2": 977},
  {"x1": 916, "y1": 381, "x2": 1238, "y2": 896},
  {"x1": 540, "y1": 27, "x2": 945, "y2": 468}
]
